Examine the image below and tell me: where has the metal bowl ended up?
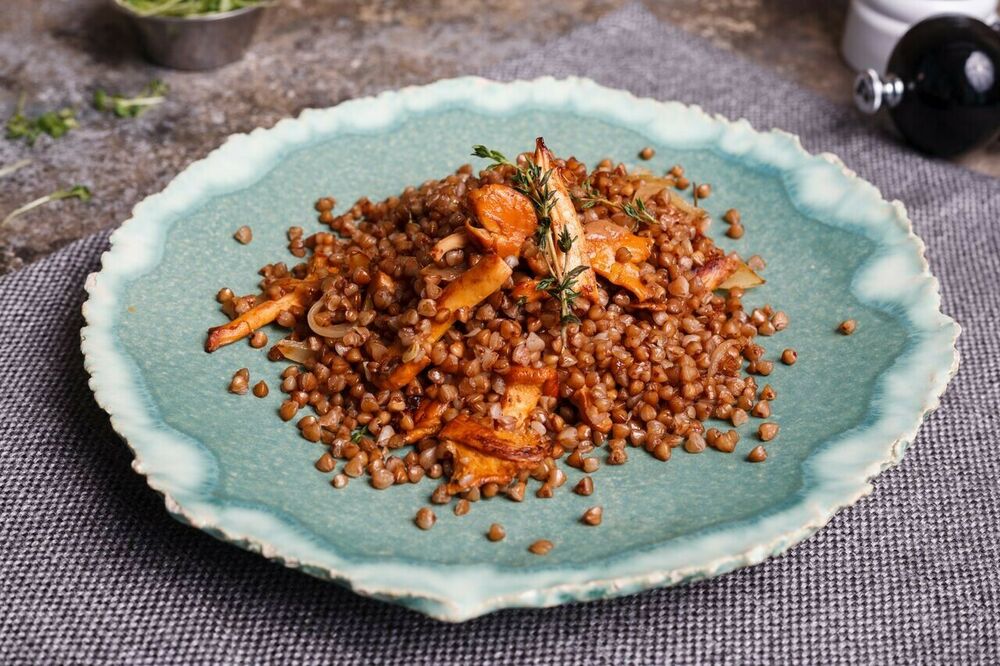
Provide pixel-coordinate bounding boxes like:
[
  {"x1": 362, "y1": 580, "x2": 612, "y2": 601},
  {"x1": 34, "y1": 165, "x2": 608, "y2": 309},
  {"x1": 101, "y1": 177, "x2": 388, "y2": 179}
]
[{"x1": 111, "y1": 1, "x2": 264, "y2": 71}]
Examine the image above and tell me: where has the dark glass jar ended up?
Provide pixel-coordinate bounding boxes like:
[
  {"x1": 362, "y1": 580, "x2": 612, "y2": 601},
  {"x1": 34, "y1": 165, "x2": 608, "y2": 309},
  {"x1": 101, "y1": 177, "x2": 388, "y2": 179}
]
[{"x1": 855, "y1": 16, "x2": 1000, "y2": 157}]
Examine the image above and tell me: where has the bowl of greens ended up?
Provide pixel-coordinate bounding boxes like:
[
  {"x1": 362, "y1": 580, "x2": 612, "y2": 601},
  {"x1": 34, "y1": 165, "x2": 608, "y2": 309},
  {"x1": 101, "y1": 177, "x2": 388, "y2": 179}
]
[{"x1": 112, "y1": 0, "x2": 267, "y2": 71}]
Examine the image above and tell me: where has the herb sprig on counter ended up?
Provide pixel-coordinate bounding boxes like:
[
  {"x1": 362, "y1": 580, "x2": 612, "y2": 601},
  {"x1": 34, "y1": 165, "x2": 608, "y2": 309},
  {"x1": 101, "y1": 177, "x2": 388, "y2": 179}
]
[
  {"x1": 117, "y1": 0, "x2": 267, "y2": 17},
  {"x1": 94, "y1": 80, "x2": 168, "y2": 118},
  {"x1": 5, "y1": 95, "x2": 78, "y2": 146},
  {"x1": 2, "y1": 186, "x2": 92, "y2": 229},
  {"x1": 0, "y1": 159, "x2": 32, "y2": 180}
]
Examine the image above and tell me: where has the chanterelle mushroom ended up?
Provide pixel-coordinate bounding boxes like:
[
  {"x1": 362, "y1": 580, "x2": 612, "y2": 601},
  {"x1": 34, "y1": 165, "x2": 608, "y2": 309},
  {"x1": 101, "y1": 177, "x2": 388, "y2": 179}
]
[
  {"x1": 440, "y1": 366, "x2": 557, "y2": 493},
  {"x1": 584, "y1": 220, "x2": 654, "y2": 301},
  {"x1": 465, "y1": 183, "x2": 538, "y2": 259},
  {"x1": 205, "y1": 279, "x2": 319, "y2": 352}
]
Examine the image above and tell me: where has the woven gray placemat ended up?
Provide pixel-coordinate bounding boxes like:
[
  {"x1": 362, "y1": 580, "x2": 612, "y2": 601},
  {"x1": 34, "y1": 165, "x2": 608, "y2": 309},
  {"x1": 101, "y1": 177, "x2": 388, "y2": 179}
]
[{"x1": 2, "y1": 4, "x2": 997, "y2": 663}]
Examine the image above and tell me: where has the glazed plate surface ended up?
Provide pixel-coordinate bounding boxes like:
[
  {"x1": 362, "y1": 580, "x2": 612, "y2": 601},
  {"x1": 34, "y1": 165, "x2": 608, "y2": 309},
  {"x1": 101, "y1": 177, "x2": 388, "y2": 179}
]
[{"x1": 81, "y1": 77, "x2": 959, "y2": 621}]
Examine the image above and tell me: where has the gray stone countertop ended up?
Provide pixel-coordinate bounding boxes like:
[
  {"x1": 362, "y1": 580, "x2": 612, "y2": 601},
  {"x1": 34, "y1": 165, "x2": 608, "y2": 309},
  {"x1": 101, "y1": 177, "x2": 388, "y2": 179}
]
[{"x1": 1, "y1": 0, "x2": 997, "y2": 274}]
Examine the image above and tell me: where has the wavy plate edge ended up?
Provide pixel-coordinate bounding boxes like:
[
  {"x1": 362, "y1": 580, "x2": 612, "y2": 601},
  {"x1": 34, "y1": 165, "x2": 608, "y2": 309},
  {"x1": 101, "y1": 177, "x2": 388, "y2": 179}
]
[{"x1": 80, "y1": 76, "x2": 961, "y2": 621}]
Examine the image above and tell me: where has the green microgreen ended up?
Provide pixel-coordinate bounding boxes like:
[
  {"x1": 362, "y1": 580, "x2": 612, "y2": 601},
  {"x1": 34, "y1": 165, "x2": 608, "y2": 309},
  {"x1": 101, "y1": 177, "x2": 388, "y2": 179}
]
[
  {"x1": 2, "y1": 185, "x2": 92, "y2": 228},
  {"x1": 0, "y1": 159, "x2": 31, "y2": 180},
  {"x1": 5, "y1": 95, "x2": 77, "y2": 145},
  {"x1": 93, "y1": 80, "x2": 168, "y2": 118},
  {"x1": 116, "y1": 0, "x2": 267, "y2": 17}
]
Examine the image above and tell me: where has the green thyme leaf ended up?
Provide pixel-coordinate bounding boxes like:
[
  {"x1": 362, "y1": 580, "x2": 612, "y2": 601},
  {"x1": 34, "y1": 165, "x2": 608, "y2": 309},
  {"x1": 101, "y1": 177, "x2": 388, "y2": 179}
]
[
  {"x1": 350, "y1": 424, "x2": 369, "y2": 444},
  {"x1": 620, "y1": 197, "x2": 658, "y2": 227},
  {"x1": 557, "y1": 227, "x2": 575, "y2": 253},
  {"x1": 471, "y1": 144, "x2": 513, "y2": 169}
]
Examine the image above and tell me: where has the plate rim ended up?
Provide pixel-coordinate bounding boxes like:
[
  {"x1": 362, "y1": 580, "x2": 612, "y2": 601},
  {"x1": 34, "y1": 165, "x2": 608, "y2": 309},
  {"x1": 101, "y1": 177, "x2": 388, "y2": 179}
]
[{"x1": 80, "y1": 75, "x2": 961, "y2": 621}]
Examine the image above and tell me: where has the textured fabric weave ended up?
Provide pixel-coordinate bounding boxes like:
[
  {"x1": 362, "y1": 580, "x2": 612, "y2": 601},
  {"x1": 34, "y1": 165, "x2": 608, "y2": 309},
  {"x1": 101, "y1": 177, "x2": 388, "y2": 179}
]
[{"x1": 2, "y1": 4, "x2": 997, "y2": 663}]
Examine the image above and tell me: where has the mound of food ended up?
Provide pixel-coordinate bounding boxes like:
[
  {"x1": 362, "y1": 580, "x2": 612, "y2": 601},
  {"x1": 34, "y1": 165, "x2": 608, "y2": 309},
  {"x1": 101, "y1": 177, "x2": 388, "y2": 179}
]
[{"x1": 206, "y1": 138, "x2": 789, "y2": 537}]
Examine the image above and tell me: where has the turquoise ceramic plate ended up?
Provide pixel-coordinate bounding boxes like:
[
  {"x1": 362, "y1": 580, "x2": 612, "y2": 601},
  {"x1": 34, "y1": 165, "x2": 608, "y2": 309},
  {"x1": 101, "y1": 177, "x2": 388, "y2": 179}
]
[{"x1": 81, "y1": 77, "x2": 959, "y2": 621}]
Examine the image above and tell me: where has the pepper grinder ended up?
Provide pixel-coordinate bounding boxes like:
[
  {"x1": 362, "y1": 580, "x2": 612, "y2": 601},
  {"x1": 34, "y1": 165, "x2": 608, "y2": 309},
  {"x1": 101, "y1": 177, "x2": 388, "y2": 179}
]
[{"x1": 854, "y1": 15, "x2": 1000, "y2": 157}]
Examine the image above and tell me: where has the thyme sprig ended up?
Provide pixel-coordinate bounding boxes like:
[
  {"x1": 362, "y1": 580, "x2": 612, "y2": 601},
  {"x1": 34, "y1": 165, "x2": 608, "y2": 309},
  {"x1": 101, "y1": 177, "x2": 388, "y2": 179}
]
[
  {"x1": 620, "y1": 197, "x2": 658, "y2": 227},
  {"x1": 350, "y1": 424, "x2": 370, "y2": 444},
  {"x1": 576, "y1": 177, "x2": 659, "y2": 230},
  {"x1": 575, "y1": 179, "x2": 614, "y2": 210},
  {"x1": 472, "y1": 144, "x2": 579, "y2": 331},
  {"x1": 536, "y1": 265, "x2": 587, "y2": 326}
]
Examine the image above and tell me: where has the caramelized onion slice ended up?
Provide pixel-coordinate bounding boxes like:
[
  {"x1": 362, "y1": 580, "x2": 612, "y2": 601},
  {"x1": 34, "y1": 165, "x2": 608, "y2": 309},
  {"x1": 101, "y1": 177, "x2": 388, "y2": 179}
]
[
  {"x1": 307, "y1": 299, "x2": 354, "y2": 339},
  {"x1": 718, "y1": 259, "x2": 765, "y2": 290},
  {"x1": 274, "y1": 338, "x2": 317, "y2": 364},
  {"x1": 696, "y1": 254, "x2": 765, "y2": 291}
]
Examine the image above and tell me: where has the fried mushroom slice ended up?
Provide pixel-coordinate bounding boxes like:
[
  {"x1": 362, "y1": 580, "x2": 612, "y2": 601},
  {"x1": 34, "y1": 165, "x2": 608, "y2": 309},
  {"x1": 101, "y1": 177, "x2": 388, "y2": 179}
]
[
  {"x1": 510, "y1": 277, "x2": 548, "y2": 305},
  {"x1": 439, "y1": 365, "x2": 556, "y2": 493},
  {"x1": 443, "y1": 442, "x2": 522, "y2": 494},
  {"x1": 372, "y1": 253, "x2": 513, "y2": 390},
  {"x1": 439, "y1": 416, "x2": 549, "y2": 494},
  {"x1": 533, "y1": 138, "x2": 600, "y2": 303},
  {"x1": 402, "y1": 400, "x2": 448, "y2": 445},
  {"x1": 429, "y1": 231, "x2": 469, "y2": 263},
  {"x1": 584, "y1": 220, "x2": 655, "y2": 301},
  {"x1": 501, "y1": 365, "x2": 558, "y2": 424},
  {"x1": 205, "y1": 281, "x2": 319, "y2": 352}
]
